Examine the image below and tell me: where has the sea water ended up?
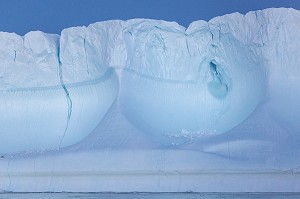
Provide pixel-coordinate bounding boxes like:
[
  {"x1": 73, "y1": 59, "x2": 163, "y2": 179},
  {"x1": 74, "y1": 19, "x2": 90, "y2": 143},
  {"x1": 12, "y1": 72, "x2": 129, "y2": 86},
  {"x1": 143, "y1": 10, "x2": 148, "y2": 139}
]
[{"x1": 0, "y1": 193, "x2": 299, "y2": 199}]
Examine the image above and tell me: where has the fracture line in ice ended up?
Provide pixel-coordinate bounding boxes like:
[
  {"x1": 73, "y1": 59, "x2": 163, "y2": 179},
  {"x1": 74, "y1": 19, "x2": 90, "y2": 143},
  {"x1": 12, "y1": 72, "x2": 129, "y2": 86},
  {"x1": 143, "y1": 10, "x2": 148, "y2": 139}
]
[{"x1": 57, "y1": 50, "x2": 73, "y2": 149}]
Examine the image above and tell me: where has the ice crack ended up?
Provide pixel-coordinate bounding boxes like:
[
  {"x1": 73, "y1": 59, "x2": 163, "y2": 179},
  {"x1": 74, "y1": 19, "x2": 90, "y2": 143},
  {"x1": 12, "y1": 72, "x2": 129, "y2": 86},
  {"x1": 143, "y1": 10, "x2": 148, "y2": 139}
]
[
  {"x1": 13, "y1": 50, "x2": 16, "y2": 62},
  {"x1": 83, "y1": 37, "x2": 90, "y2": 75},
  {"x1": 57, "y1": 52, "x2": 73, "y2": 149}
]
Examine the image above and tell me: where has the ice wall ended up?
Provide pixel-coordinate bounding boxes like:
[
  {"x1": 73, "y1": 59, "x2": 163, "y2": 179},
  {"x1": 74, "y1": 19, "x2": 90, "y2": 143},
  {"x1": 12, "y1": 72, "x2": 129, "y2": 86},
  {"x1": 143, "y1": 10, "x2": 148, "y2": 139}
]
[
  {"x1": 207, "y1": 8, "x2": 300, "y2": 132},
  {"x1": 0, "y1": 8, "x2": 299, "y2": 154},
  {"x1": 0, "y1": 31, "x2": 60, "y2": 89},
  {"x1": 0, "y1": 29, "x2": 120, "y2": 153},
  {"x1": 121, "y1": 20, "x2": 266, "y2": 139}
]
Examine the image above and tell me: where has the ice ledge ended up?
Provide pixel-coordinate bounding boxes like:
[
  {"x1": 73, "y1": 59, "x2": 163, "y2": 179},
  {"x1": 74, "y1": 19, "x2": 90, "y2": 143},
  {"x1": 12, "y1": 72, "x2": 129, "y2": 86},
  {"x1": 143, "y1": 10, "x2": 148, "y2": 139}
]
[
  {"x1": 0, "y1": 150, "x2": 299, "y2": 192},
  {"x1": 0, "y1": 7, "x2": 298, "y2": 88},
  {"x1": 1, "y1": 173, "x2": 298, "y2": 192}
]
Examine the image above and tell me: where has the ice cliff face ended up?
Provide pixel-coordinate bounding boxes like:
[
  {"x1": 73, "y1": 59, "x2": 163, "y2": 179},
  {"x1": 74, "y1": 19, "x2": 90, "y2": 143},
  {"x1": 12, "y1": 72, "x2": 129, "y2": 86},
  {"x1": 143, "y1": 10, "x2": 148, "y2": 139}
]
[
  {"x1": 0, "y1": 31, "x2": 60, "y2": 89},
  {"x1": 0, "y1": 8, "x2": 300, "y2": 153}
]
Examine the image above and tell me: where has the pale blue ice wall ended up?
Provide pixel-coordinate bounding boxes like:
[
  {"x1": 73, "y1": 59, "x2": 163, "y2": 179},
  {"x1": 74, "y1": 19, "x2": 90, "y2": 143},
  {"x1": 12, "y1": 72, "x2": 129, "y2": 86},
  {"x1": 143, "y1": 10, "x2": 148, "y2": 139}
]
[{"x1": 0, "y1": 8, "x2": 299, "y2": 156}]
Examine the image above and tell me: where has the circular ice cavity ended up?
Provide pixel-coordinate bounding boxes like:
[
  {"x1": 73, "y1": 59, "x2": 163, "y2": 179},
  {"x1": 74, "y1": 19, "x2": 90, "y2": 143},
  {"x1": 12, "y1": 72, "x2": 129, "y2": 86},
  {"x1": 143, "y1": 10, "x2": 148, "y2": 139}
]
[
  {"x1": 0, "y1": 70, "x2": 119, "y2": 154},
  {"x1": 120, "y1": 36, "x2": 266, "y2": 144}
]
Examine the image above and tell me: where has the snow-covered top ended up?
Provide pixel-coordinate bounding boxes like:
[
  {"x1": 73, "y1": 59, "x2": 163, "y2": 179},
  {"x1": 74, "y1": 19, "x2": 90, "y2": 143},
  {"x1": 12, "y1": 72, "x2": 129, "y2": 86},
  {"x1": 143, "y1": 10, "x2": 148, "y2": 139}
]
[{"x1": 0, "y1": 7, "x2": 299, "y2": 89}]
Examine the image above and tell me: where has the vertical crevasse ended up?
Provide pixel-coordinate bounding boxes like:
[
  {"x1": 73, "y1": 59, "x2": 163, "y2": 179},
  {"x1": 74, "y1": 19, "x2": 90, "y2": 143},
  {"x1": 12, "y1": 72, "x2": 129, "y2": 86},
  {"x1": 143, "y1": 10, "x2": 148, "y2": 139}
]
[{"x1": 57, "y1": 48, "x2": 73, "y2": 149}]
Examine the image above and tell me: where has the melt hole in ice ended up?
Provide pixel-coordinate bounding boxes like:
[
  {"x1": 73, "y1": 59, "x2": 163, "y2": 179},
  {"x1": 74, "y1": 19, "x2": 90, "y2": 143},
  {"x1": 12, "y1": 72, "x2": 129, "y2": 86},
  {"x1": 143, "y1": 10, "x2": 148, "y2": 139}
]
[{"x1": 207, "y1": 61, "x2": 228, "y2": 99}]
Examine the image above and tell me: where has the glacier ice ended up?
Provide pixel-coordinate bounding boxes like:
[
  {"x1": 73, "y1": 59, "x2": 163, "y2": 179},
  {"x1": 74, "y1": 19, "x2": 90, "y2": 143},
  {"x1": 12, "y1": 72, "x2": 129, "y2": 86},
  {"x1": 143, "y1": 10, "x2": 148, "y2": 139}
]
[
  {"x1": 59, "y1": 20, "x2": 126, "y2": 83},
  {"x1": 0, "y1": 70, "x2": 118, "y2": 153},
  {"x1": 0, "y1": 8, "x2": 299, "y2": 152},
  {"x1": 0, "y1": 31, "x2": 60, "y2": 89},
  {"x1": 120, "y1": 21, "x2": 266, "y2": 138},
  {"x1": 0, "y1": 8, "x2": 300, "y2": 192}
]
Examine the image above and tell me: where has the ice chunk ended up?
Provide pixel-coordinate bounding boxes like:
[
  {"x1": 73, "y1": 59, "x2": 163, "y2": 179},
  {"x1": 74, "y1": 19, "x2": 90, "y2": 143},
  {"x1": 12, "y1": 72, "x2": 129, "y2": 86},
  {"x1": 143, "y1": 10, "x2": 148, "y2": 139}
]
[
  {"x1": 60, "y1": 20, "x2": 126, "y2": 83},
  {"x1": 124, "y1": 19, "x2": 205, "y2": 81},
  {"x1": 0, "y1": 31, "x2": 60, "y2": 89}
]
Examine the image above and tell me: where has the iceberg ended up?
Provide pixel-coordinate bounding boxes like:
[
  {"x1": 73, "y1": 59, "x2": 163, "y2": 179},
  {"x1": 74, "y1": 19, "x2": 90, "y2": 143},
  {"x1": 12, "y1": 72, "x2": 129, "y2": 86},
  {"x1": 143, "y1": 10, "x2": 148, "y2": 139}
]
[{"x1": 0, "y1": 8, "x2": 300, "y2": 192}]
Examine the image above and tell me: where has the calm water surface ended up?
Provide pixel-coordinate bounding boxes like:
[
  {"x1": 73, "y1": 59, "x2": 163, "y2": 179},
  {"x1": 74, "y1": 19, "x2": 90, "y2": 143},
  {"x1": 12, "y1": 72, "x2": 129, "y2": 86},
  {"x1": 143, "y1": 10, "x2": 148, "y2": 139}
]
[{"x1": 0, "y1": 193, "x2": 299, "y2": 199}]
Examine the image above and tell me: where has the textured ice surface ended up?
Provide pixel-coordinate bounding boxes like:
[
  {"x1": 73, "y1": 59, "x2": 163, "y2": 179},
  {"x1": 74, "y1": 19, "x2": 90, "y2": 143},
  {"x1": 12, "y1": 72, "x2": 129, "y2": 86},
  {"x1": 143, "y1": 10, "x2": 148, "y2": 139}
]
[
  {"x1": 0, "y1": 7, "x2": 300, "y2": 192},
  {"x1": 60, "y1": 20, "x2": 126, "y2": 83},
  {"x1": 0, "y1": 31, "x2": 60, "y2": 89},
  {"x1": 0, "y1": 7, "x2": 298, "y2": 147}
]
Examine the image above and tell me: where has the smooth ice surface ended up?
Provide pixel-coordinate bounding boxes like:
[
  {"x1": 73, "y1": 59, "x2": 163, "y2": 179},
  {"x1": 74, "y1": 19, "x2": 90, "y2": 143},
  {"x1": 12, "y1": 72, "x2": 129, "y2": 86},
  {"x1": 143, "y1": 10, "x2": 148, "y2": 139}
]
[
  {"x1": 0, "y1": 7, "x2": 300, "y2": 192},
  {"x1": 0, "y1": 70, "x2": 118, "y2": 153}
]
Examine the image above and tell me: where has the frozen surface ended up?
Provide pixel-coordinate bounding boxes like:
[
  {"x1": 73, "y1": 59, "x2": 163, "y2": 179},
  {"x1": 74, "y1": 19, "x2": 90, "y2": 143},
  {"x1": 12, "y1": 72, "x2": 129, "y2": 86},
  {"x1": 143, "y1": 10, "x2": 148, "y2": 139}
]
[
  {"x1": 0, "y1": 193, "x2": 300, "y2": 199},
  {"x1": 0, "y1": 8, "x2": 300, "y2": 192}
]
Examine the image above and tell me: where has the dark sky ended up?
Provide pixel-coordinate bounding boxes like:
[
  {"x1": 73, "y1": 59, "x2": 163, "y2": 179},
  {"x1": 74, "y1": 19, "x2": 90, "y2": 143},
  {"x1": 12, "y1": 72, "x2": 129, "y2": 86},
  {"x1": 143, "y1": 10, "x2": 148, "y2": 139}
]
[{"x1": 1, "y1": 0, "x2": 300, "y2": 35}]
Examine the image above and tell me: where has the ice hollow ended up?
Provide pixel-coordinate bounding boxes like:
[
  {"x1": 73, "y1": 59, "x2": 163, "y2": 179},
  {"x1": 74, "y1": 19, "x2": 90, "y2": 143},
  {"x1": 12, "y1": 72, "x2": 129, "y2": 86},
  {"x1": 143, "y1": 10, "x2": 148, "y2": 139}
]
[
  {"x1": 120, "y1": 29, "x2": 266, "y2": 138},
  {"x1": 0, "y1": 8, "x2": 300, "y2": 153}
]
